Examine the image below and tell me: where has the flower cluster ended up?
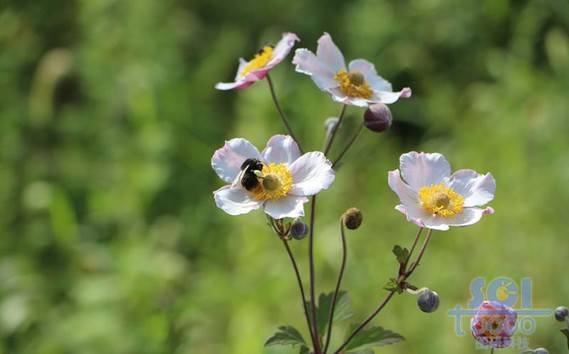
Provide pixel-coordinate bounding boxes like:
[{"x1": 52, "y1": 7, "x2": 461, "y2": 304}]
[{"x1": 211, "y1": 31, "x2": 501, "y2": 354}]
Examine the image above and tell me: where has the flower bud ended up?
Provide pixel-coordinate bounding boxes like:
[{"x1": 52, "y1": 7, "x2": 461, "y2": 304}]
[
  {"x1": 343, "y1": 208, "x2": 362, "y2": 230},
  {"x1": 417, "y1": 290, "x2": 439, "y2": 313},
  {"x1": 554, "y1": 306, "x2": 568, "y2": 321},
  {"x1": 324, "y1": 117, "x2": 339, "y2": 134},
  {"x1": 290, "y1": 220, "x2": 308, "y2": 240},
  {"x1": 363, "y1": 103, "x2": 392, "y2": 133},
  {"x1": 534, "y1": 348, "x2": 549, "y2": 354}
]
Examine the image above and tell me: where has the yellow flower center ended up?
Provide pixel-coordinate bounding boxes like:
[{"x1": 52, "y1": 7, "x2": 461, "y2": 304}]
[
  {"x1": 250, "y1": 163, "x2": 293, "y2": 201},
  {"x1": 240, "y1": 46, "x2": 273, "y2": 77},
  {"x1": 334, "y1": 70, "x2": 373, "y2": 99},
  {"x1": 418, "y1": 183, "x2": 464, "y2": 218}
]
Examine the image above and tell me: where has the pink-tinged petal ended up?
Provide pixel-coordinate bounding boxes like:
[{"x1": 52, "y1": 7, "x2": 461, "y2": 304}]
[
  {"x1": 396, "y1": 203, "x2": 449, "y2": 230},
  {"x1": 213, "y1": 185, "x2": 262, "y2": 215},
  {"x1": 289, "y1": 152, "x2": 335, "y2": 196},
  {"x1": 447, "y1": 170, "x2": 496, "y2": 207},
  {"x1": 214, "y1": 79, "x2": 256, "y2": 91},
  {"x1": 261, "y1": 135, "x2": 301, "y2": 164},
  {"x1": 348, "y1": 59, "x2": 392, "y2": 92},
  {"x1": 292, "y1": 48, "x2": 339, "y2": 90},
  {"x1": 266, "y1": 32, "x2": 299, "y2": 68},
  {"x1": 326, "y1": 87, "x2": 370, "y2": 107},
  {"x1": 264, "y1": 195, "x2": 308, "y2": 219},
  {"x1": 316, "y1": 33, "x2": 346, "y2": 73},
  {"x1": 388, "y1": 170, "x2": 418, "y2": 206},
  {"x1": 399, "y1": 152, "x2": 451, "y2": 192},
  {"x1": 234, "y1": 58, "x2": 249, "y2": 80},
  {"x1": 373, "y1": 87, "x2": 412, "y2": 104},
  {"x1": 212, "y1": 138, "x2": 261, "y2": 183},
  {"x1": 444, "y1": 207, "x2": 487, "y2": 227}
]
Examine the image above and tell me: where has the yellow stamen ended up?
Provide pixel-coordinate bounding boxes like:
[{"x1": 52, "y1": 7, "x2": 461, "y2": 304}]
[
  {"x1": 251, "y1": 163, "x2": 293, "y2": 201},
  {"x1": 334, "y1": 70, "x2": 373, "y2": 99},
  {"x1": 418, "y1": 183, "x2": 464, "y2": 218},
  {"x1": 240, "y1": 46, "x2": 273, "y2": 77}
]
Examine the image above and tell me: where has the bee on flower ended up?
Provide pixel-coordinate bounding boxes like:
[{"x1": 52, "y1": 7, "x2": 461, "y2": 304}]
[
  {"x1": 215, "y1": 32, "x2": 299, "y2": 90},
  {"x1": 471, "y1": 301, "x2": 518, "y2": 348},
  {"x1": 292, "y1": 33, "x2": 411, "y2": 107},
  {"x1": 211, "y1": 135, "x2": 335, "y2": 219},
  {"x1": 388, "y1": 152, "x2": 495, "y2": 230}
]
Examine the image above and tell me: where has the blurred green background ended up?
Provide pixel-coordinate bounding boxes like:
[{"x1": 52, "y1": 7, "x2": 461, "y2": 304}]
[{"x1": 1, "y1": 0, "x2": 569, "y2": 353}]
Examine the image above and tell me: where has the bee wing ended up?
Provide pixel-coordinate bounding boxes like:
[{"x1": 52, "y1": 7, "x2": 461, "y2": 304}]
[{"x1": 232, "y1": 169, "x2": 247, "y2": 188}]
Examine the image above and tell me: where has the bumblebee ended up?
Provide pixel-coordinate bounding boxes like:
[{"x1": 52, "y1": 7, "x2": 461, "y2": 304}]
[{"x1": 240, "y1": 158, "x2": 263, "y2": 191}]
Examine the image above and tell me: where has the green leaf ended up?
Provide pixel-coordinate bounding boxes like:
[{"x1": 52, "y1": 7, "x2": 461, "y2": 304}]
[
  {"x1": 306, "y1": 291, "x2": 353, "y2": 335},
  {"x1": 344, "y1": 325, "x2": 405, "y2": 352},
  {"x1": 561, "y1": 328, "x2": 569, "y2": 350},
  {"x1": 383, "y1": 278, "x2": 403, "y2": 294},
  {"x1": 392, "y1": 245, "x2": 410, "y2": 264},
  {"x1": 265, "y1": 326, "x2": 307, "y2": 347}
]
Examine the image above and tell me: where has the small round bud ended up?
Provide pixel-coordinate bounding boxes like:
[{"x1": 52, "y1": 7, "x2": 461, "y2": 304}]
[
  {"x1": 554, "y1": 306, "x2": 569, "y2": 321},
  {"x1": 363, "y1": 103, "x2": 392, "y2": 133},
  {"x1": 417, "y1": 290, "x2": 440, "y2": 313},
  {"x1": 534, "y1": 348, "x2": 549, "y2": 354},
  {"x1": 343, "y1": 208, "x2": 363, "y2": 230},
  {"x1": 324, "y1": 117, "x2": 339, "y2": 133},
  {"x1": 290, "y1": 220, "x2": 308, "y2": 240}
]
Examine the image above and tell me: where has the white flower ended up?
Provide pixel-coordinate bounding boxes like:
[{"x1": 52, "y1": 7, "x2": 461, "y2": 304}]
[
  {"x1": 292, "y1": 33, "x2": 411, "y2": 107},
  {"x1": 388, "y1": 152, "x2": 495, "y2": 231},
  {"x1": 212, "y1": 135, "x2": 335, "y2": 219},
  {"x1": 215, "y1": 32, "x2": 299, "y2": 91}
]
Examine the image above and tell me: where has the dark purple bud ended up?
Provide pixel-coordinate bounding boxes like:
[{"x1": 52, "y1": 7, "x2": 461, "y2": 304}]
[
  {"x1": 290, "y1": 220, "x2": 308, "y2": 240},
  {"x1": 554, "y1": 306, "x2": 568, "y2": 321},
  {"x1": 417, "y1": 290, "x2": 440, "y2": 313},
  {"x1": 363, "y1": 103, "x2": 392, "y2": 133}
]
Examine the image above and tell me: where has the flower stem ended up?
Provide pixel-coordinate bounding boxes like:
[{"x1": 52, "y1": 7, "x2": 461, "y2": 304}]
[
  {"x1": 331, "y1": 121, "x2": 364, "y2": 169},
  {"x1": 308, "y1": 195, "x2": 322, "y2": 353},
  {"x1": 281, "y1": 239, "x2": 319, "y2": 350},
  {"x1": 333, "y1": 228, "x2": 434, "y2": 354},
  {"x1": 266, "y1": 74, "x2": 303, "y2": 153},
  {"x1": 322, "y1": 218, "x2": 349, "y2": 353},
  {"x1": 323, "y1": 105, "x2": 347, "y2": 156},
  {"x1": 491, "y1": 348, "x2": 494, "y2": 354}
]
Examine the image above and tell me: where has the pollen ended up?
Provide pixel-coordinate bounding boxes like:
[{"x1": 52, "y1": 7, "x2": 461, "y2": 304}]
[
  {"x1": 334, "y1": 70, "x2": 373, "y2": 99},
  {"x1": 418, "y1": 183, "x2": 464, "y2": 218},
  {"x1": 240, "y1": 46, "x2": 274, "y2": 77},
  {"x1": 251, "y1": 163, "x2": 293, "y2": 201}
]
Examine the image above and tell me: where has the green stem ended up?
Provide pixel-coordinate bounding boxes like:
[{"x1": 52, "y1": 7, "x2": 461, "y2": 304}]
[
  {"x1": 331, "y1": 121, "x2": 364, "y2": 169},
  {"x1": 323, "y1": 105, "x2": 347, "y2": 156},
  {"x1": 333, "y1": 228, "x2": 434, "y2": 354},
  {"x1": 308, "y1": 196, "x2": 322, "y2": 354},
  {"x1": 266, "y1": 74, "x2": 303, "y2": 153},
  {"x1": 323, "y1": 219, "x2": 348, "y2": 353}
]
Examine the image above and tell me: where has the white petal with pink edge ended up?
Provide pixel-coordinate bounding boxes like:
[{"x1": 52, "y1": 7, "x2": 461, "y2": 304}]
[
  {"x1": 289, "y1": 152, "x2": 335, "y2": 196},
  {"x1": 262, "y1": 135, "x2": 301, "y2": 165},
  {"x1": 447, "y1": 169, "x2": 496, "y2": 207},
  {"x1": 399, "y1": 152, "x2": 451, "y2": 192},
  {"x1": 213, "y1": 186, "x2": 263, "y2": 215},
  {"x1": 211, "y1": 138, "x2": 261, "y2": 183}
]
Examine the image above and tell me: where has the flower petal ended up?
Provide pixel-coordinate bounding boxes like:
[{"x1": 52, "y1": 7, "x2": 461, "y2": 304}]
[
  {"x1": 212, "y1": 138, "x2": 261, "y2": 183},
  {"x1": 264, "y1": 195, "x2": 308, "y2": 219},
  {"x1": 266, "y1": 32, "x2": 299, "y2": 68},
  {"x1": 316, "y1": 33, "x2": 346, "y2": 73},
  {"x1": 447, "y1": 169, "x2": 496, "y2": 207},
  {"x1": 289, "y1": 152, "x2": 335, "y2": 196},
  {"x1": 292, "y1": 48, "x2": 339, "y2": 91},
  {"x1": 444, "y1": 207, "x2": 488, "y2": 227},
  {"x1": 213, "y1": 185, "x2": 262, "y2": 215},
  {"x1": 214, "y1": 79, "x2": 256, "y2": 91},
  {"x1": 373, "y1": 87, "x2": 412, "y2": 104},
  {"x1": 388, "y1": 170, "x2": 419, "y2": 206},
  {"x1": 399, "y1": 152, "x2": 451, "y2": 192},
  {"x1": 348, "y1": 59, "x2": 392, "y2": 92},
  {"x1": 261, "y1": 135, "x2": 301, "y2": 164}
]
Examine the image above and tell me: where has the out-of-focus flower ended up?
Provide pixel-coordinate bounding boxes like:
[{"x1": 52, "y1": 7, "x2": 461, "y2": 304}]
[
  {"x1": 215, "y1": 33, "x2": 299, "y2": 90},
  {"x1": 471, "y1": 301, "x2": 517, "y2": 348},
  {"x1": 212, "y1": 135, "x2": 335, "y2": 219},
  {"x1": 292, "y1": 33, "x2": 411, "y2": 107},
  {"x1": 388, "y1": 152, "x2": 495, "y2": 231}
]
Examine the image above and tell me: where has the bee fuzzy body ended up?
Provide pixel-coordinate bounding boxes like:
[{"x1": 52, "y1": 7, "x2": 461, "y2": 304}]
[{"x1": 240, "y1": 158, "x2": 263, "y2": 191}]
